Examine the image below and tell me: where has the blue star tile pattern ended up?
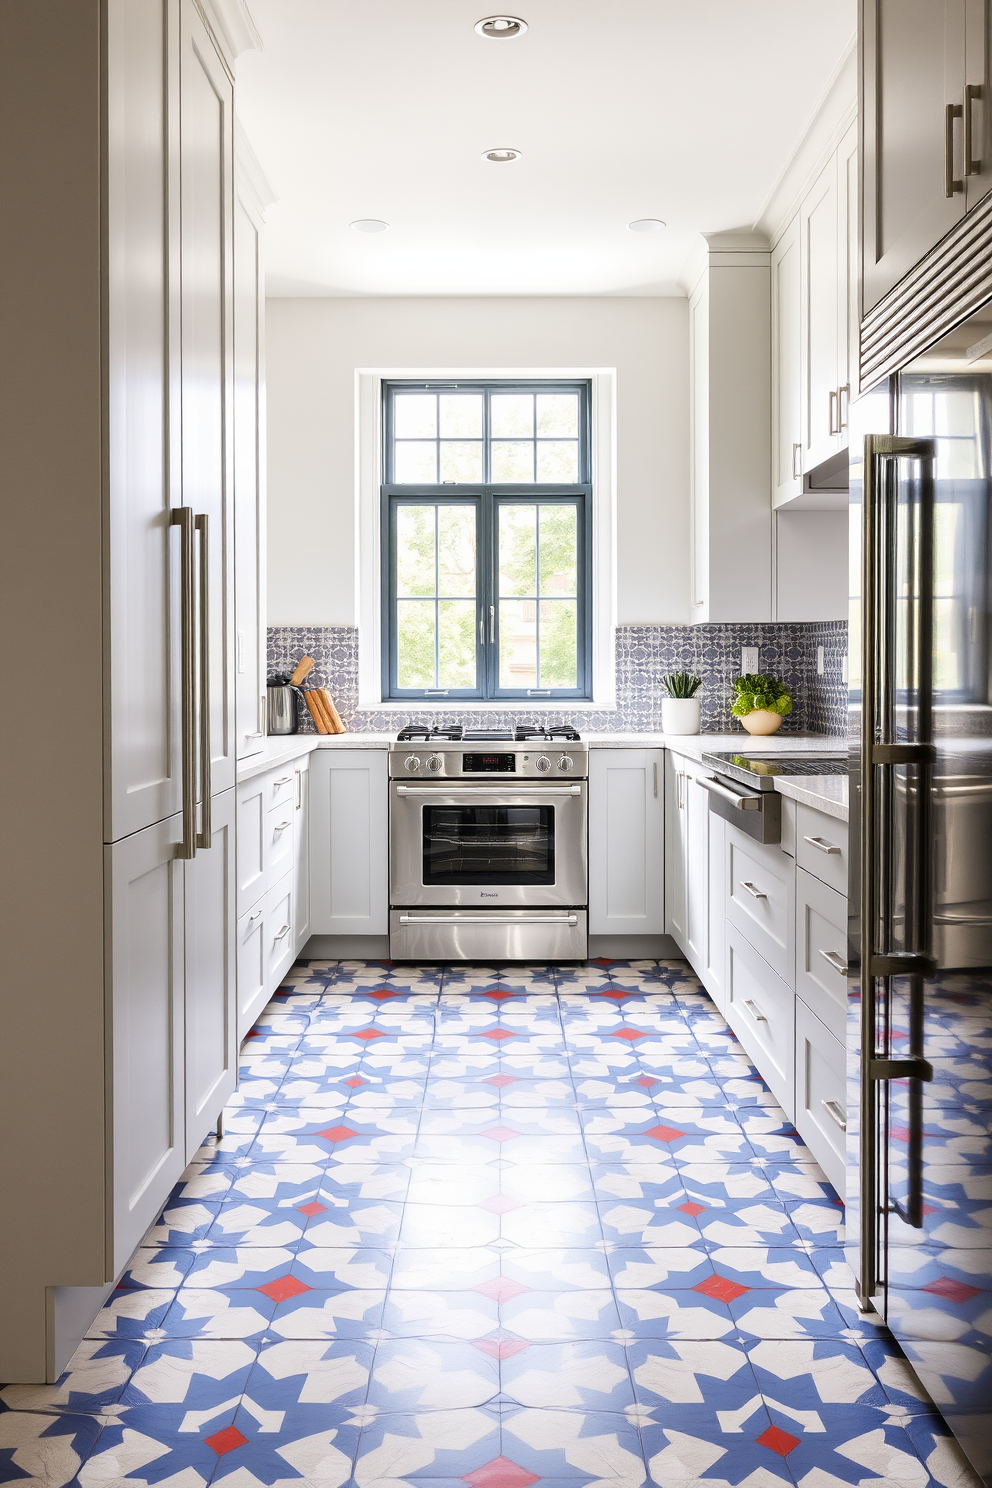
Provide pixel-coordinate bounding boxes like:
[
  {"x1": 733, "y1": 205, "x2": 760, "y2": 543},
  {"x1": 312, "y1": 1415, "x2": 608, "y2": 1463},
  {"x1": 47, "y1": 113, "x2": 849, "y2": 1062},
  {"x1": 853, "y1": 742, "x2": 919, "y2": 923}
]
[{"x1": 0, "y1": 958, "x2": 979, "y2": 1488}]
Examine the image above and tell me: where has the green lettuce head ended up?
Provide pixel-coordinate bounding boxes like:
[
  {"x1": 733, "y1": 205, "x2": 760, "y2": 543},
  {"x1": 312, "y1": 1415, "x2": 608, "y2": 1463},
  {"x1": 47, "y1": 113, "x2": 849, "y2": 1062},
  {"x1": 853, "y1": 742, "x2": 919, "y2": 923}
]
[{"x1": 731, "y1": 673, "x2": 793, "y2": 718}]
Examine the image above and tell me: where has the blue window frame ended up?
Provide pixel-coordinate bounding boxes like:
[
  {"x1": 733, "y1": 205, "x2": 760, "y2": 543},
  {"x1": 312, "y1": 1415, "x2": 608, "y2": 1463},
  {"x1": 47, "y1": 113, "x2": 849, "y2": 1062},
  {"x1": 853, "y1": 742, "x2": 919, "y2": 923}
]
[{"x1": 381, "y1": 380, "x2": 593, "y2": 701}]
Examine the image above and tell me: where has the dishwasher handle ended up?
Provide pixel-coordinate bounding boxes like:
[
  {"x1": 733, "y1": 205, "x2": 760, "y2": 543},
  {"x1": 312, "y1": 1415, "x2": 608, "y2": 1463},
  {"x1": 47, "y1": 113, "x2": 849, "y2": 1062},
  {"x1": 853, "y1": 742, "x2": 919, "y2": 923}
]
[{"x1": 698, "y1": 776, "x2": 762, "y2": 810}]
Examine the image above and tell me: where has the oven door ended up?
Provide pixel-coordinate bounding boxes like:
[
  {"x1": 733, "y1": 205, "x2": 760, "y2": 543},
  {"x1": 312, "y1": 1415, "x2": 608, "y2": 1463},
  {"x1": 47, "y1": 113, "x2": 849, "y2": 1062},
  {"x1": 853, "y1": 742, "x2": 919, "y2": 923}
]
[{"x1": 389, "y1": 780, "x2": 587, "y2": 907}]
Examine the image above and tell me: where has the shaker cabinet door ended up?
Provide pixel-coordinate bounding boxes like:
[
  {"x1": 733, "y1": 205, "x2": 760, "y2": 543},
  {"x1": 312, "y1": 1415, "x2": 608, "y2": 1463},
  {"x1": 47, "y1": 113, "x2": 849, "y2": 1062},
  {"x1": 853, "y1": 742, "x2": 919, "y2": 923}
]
[
  {"x1": 105, "y1": 0, "x2": 180, "y2": 843},
  {"x1": 180, "y1": 0, "x2": 236, "y2": 796},
  {"x1": 107, "y1": 811, "x2": 186, "y2": 1277},
  {"x1": 862, "y1": 0, "x2": 968, "y2": 313},
  {"x1": 184, "y1": 788, "x2": 237, "y2": 1162},
  {"x1": 233, "y1": 170, "x2": 267, "y2": 761},
  {"x1": 590, "y1": 750, "x2": 665, "y2": 936},
  {"x1": 771, "y1": 214, "x2": 802, "y2": 505}
]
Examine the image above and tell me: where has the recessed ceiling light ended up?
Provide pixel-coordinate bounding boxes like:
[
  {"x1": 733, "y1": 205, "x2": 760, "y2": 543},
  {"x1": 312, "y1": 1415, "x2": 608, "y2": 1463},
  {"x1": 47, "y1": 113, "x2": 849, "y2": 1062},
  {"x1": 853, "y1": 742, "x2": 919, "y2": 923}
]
[
  {"x1": 628, "y1": 218, "x2": 666, "y2": 233},
  {"x1": 475, "y1": 15, "x2": 528, "y2": 38},
  {"x1": 350, "y1": 219, "x2": 389, "y2": 233},
  {"x1": 483, "y1": 147, "x2": 522, "y2": 163}
]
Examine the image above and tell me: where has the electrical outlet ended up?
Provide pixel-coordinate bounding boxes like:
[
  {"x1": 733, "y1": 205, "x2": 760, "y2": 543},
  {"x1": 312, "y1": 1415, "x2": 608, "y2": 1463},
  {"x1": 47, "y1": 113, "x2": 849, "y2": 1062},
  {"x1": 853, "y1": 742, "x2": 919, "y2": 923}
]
[
  {"x1": 741, "y1": 647, "x2": 759, "y2": 674},
  {"x1": 817, "y1": 646, "x2": 825, "y2": 675}
]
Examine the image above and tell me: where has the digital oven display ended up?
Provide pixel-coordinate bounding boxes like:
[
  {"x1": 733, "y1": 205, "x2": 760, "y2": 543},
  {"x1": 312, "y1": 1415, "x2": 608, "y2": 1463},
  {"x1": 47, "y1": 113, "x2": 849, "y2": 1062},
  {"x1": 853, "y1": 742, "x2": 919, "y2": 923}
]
[{"x1": 463, "y1": 753, "x2": 516, "y2": 773}]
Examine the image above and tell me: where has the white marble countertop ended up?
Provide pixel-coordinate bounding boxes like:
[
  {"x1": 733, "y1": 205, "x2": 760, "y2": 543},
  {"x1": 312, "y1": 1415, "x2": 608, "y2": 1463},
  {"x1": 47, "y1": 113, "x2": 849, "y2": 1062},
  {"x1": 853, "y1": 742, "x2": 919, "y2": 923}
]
[{"x1": 236, "y1": 729, "x2": 851, "y2": 820}]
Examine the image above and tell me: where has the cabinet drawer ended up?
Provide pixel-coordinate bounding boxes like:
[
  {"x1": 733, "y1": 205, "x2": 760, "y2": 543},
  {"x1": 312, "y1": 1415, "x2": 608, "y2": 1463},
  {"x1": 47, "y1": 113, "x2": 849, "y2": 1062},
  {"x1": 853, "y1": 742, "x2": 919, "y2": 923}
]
[
  {"x1": 237, "y1": 899, "x2": 267, "y2": 1041},
  {"x1": 725, "y1": 926, "x2": 795, "y2": 1119},
  {"x1": 267, "y1": 802, "x2": 295, "y2": 883},
  {"x1": 266, "y1": 768, "x2": 297, "y2": 811},
  {"x1": 795, "y1": 998, "x2": 847, "y2": 1196},
  {"x1": 236, "y1": 779, "x2": 267, "y2": 917},
  {"x1": 726, "y1": 825, "x2": 795, "y2": 984},
  {"x1": 796, "y1": 867, "x2": 848, "y2": 1042},
  {"x1": 796, "y1": 803, "x2": 848, "y2": 895},
  {"x1": 266, "y1": 873, "x2": 296, "y2": 988}
]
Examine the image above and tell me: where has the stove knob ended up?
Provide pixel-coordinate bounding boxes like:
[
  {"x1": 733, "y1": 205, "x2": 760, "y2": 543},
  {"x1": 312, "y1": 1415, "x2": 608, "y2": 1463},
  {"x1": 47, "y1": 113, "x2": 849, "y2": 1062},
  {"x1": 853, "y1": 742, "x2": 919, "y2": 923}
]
[
  {"x1": 536, "y1": 755, "x2": 552, "y2": 773},
  {"x1": 404, "y1": 755, "x2": 422, "y2": 773},
  {"x1": 426, "y1": 753, "x2": 444, "y2": 773},
  {"x1": 557, "y1": 754, "x2": 574, "y2": 772}
]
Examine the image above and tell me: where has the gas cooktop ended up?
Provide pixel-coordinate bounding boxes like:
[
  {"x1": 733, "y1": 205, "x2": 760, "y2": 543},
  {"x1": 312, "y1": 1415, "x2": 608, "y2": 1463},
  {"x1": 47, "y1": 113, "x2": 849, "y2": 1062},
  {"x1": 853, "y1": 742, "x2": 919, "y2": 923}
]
[{"x1": 397, "y1": 723, "x2": 581, "y2": 744}]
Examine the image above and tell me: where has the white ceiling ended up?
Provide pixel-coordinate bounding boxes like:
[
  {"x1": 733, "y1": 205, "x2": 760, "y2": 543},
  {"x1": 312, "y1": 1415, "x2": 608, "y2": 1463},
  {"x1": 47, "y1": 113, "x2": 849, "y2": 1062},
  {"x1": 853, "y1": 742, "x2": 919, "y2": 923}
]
[{"x1": 236, "y1": 0, "x2": 856, "y2": 298}]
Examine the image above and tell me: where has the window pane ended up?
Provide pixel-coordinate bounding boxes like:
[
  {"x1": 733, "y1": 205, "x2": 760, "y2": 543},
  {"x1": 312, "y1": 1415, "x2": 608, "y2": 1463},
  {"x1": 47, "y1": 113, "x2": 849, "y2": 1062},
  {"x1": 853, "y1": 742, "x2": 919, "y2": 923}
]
[
  {"x1": 438, "y1": 505, "x2": 476, "y2": 596},
  {"x1": 394, "y1": 441, "x2": 437, "y2": 483},
  {"x1": 396, "y1": 505, "x2": 436, "y2": 596},
  {"x1": 539, "y1": 600, "x2": 577, "y2": 688},
  {"x1": 438, "y1": 600, "x2": 477, "y2": 687},
  {"x1": 492, "y1": 441, "x2": 534, "y2": 482},
  {"x1": 499, "y1": 504, "x2": 537, "y2": 596},
  {"x1": 499, "y1": 600, "x2": 537, "y2": 689},
  {"x1": 394, "y1": 394, "x2": 437, "y2": 438},
  {"x1": 536, "y1": 393, "x2": 578, "y2": 437},
  {"x1": 539, "y1": 505, "x2": 577, "y2": 595},
  {"x1": 491, "y1": 393, "x2": 534, "y2": 437},
  {"x1": 439, "y1": 394, "x2": 483, "y2": 437},
  {"x1": 536, "y1": 440, "x2": 579, "y2": 482},
  {"x1": 397, "y1": 600, "x2": 436, "y2": 688},
  {"x1": 439, "y1": 441, "x2": 484, "y2": 483}
]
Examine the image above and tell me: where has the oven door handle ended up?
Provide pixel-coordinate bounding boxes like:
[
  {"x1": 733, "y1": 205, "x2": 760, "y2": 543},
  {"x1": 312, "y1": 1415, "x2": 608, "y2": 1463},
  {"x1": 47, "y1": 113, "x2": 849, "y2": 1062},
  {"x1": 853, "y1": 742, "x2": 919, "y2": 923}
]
[
  {"x1": 698, "y1": 776, "x2": 762, "y2": 810},
  {"x1": 397, "y1": 914, "x2": 579, "y2": 926},
  {"x1": 394, "y1": 784, "x2": 583, "y2": 796}
]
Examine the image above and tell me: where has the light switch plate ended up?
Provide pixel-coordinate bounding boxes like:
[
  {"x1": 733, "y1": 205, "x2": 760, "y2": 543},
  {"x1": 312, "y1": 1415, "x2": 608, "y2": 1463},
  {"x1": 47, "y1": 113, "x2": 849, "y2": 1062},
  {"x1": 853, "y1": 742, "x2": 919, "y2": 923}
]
[{"x1": 741, "y1": 646, "x2": 759, "y2": 674}]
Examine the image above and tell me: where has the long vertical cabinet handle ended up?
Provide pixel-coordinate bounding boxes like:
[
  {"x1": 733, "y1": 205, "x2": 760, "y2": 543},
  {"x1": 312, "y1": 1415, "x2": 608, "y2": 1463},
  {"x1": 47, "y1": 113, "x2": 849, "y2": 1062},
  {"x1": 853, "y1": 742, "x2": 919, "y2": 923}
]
[
  {"x1": 965, "y1": 84, "x2": 982, "y2": 175},
  {"x1": 945, "y1": 101, "x2": 964, "y2": 196},
  {"x1": 859, "y1": 434, "x2": 937, "y2": 1310},
  {"x1": 195, "y1": 513, "x2": 212, "y2": 849},
  {"x1": 171, "y1": 507, "x2": 197, "y2": 858}
]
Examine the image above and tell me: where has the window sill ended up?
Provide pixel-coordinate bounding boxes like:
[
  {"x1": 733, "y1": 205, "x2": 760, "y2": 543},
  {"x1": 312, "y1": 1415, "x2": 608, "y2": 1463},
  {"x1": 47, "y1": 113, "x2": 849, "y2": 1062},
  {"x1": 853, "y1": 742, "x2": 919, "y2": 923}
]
[{"x1": 365, "y1": 699, "x2": 617, "y2": 713}]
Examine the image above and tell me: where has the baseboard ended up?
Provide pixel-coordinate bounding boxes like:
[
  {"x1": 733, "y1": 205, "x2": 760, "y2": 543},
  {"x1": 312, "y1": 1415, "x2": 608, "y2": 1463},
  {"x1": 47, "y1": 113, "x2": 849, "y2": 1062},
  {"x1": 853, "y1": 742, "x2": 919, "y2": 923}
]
[
  {"x1": 588, "y1": 935, "x2": 684, "y2": 959},
  {"x1": 49, "y1": 1282, "x2": 115, "y2": 1380},
  {"x1": 301, "y1": 935, "x2": 391, "y2": 960}
]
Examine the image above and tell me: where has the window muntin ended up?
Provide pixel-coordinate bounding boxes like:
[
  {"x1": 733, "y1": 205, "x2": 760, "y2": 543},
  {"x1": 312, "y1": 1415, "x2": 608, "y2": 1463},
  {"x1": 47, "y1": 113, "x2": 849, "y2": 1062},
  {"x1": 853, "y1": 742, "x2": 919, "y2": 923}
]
[{"x1": 382, "y1": 380, "x2": 592, "y2": 701}]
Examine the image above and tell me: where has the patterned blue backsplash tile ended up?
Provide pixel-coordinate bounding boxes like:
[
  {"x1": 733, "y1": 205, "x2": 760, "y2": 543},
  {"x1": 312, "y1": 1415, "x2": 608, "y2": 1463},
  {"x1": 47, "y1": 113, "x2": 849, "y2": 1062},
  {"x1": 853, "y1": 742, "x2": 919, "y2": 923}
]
[{"x1": 268, "y1": 620, "x2": 849, "y2": 737}]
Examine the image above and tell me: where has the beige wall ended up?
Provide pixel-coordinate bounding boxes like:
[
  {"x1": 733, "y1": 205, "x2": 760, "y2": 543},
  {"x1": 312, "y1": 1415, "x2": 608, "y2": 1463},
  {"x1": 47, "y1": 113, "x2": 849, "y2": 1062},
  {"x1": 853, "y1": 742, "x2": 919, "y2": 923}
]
[{"x1": 266, "y1": 295, "x2": 690, "y2": 627}]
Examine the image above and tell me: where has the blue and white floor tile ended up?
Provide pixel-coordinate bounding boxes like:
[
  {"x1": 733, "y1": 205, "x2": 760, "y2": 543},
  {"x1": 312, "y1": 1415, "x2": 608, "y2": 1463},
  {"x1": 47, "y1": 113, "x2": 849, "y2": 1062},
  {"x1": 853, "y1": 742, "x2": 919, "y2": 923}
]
[{"x1": 0, "y1": 957, "x2": 981, "y2": 1488}]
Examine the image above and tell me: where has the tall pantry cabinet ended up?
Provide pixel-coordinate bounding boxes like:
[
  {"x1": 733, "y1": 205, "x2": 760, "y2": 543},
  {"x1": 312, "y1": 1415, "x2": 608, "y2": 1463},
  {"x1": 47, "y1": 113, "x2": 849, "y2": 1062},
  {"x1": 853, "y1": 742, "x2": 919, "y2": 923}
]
[{"x1": 0, "y1": 0, "x2": 264, "y2": 1382}]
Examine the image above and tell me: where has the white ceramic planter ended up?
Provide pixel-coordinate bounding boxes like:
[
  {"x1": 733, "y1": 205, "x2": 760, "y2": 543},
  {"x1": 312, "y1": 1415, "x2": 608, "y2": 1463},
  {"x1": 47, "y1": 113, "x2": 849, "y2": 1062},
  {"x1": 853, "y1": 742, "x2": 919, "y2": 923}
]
[
  {"x1": 739, "y1": 709, "x2": 783, "y2": 736},
  {"x1": 661, "y1": 697, "x2": 701, "y2": 735}
]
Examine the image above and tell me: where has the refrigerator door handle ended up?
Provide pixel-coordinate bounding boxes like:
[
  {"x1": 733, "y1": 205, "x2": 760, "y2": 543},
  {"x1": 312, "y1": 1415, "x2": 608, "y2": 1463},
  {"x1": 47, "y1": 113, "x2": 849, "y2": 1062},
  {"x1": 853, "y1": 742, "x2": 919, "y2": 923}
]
[
  {"x1": 195, "y1": 512, "x2": 212, "y2": 849},
  {"x1": 170, "y1": 507, "x2": 197, "y2": 859},
  {"x1": 859, "y1": 432, "x2": 936, "y2": 1308}
]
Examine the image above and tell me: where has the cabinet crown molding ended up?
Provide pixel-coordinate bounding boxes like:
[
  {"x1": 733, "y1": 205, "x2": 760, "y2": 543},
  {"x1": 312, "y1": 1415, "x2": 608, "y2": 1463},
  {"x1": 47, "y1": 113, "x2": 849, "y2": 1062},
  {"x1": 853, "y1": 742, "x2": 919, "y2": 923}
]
[
  {"x1": 196, "y1": 0, "x2": 262, "y2": 69},
  {"x1": 235, "y1": 122, "x2": 277, "y2": 217}
]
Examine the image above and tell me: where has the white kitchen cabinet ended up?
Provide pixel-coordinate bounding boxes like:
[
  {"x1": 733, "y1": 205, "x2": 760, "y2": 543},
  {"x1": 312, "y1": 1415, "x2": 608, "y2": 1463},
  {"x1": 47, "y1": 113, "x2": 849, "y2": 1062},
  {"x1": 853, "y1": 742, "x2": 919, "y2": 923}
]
[
  {"x1": 237, "y1": 898, "x2": 268, "y2": 1043},
  {"x1": 801, "y1": 156, "x2": 842, "y2": 472},
  {"x1": 589, "y1": 750, "x2": 665, "y2": 936},
  {"x1": 705, "y1": 810, "x2": 728, "y2": 1011},
  {"x1": 796, "y1": 802, "x2": 849, "y2": 895},
  {"x1": 796, "y1": 867, "x2": 848, "y2": 1043},
  {"x1": 233, "y1": 130, "x2": 272, "y2": 762},
  {"x1": 266, "y1": 872, "x2": 297, "y2": 988},
  {"x1": 267, "y1": 798, "x2": 296, "y2": 884},
  {"x1": 107, "y1": 812, "x2": 186, "y2": 1277},
  {"x1": 795, "y1": 997, "x2": 847, "y2": 1192},
  {"x1": 664, "y1": 756, "x2": 687, "y2": 946},
  {"x1": 295, "y1": 757, "x2": 311, "y2": 950},
  {"x1": 311, "y1": 750, "x2": 389, "y2": 936},
  {"x1": 726, "y1": 925, "x2": 796, "y2": 1119},
  {"x1": 725, "y1": 824, "x2": 796, "y2": 985},
  {"x1": 183, "y1": 787, "x2": 237, "y2": 1163},
  {"x1": 180, "y1": 0, "x2": 236, "y2": 799},
  {"x1": 665, "y1": 753, "x2": 710, "y2": 977},
  {"x1": 771, "y1": 214, "x2": 803, "y2": 504},
  {"x1": 236, "y1": 776, "x2": 266, "y2": 916}
]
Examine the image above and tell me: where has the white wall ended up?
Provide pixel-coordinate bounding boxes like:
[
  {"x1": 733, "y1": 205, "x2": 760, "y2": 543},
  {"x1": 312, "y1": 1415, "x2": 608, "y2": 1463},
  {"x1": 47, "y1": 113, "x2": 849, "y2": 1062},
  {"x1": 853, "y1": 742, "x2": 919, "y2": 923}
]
[
  {"x1": 775, "y1": 509, "x2": 849, "y2": 621},
  {"x1": 266, "y1": 296, "x2": 689, "y2": 627}
]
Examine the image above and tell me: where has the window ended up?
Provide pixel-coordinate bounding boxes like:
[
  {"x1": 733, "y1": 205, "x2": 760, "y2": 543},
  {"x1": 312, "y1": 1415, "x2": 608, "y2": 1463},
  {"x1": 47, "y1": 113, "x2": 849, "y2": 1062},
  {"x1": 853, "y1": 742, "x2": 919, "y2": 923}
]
[{"x1": 381, "y1": 380, "x2": 592, "y2": 700}]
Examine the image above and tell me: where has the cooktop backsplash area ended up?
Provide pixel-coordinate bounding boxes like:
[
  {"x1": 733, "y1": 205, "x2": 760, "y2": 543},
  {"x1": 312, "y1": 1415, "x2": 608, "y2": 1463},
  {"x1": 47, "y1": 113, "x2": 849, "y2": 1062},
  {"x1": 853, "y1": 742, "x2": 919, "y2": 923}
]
[{"x1": 267, "y1": 620, "x2": 848, "y2": 737}]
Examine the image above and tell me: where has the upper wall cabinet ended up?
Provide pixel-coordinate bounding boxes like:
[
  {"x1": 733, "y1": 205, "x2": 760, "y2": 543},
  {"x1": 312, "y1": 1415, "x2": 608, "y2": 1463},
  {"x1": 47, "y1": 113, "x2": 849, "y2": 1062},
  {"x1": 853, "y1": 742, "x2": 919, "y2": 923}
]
[
  {"x1": 862, "y1": 0, "x2": 992, "y2": 315},
  {"x1": 772, "y1": 120, "x2": 857, "y2": 503}
]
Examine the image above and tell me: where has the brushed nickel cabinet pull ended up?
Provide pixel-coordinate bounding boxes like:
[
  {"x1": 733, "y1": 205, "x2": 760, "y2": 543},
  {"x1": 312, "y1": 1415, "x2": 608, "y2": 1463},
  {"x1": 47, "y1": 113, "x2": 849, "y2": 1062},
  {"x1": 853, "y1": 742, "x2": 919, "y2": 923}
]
[
  {"x1": 965, "y1": 83, "x2": 982, "y2": 174},
  {"x1": 195, "y1": 512, "x2": 211, "y2": 850},
  {"x1": 829, "y1": 388, "x2": 839, "y2": 436},
  {"x1": 819, "y1": 949, "x2": 849, "y2": 977},
  {"x1": 743, "y1": 998, "x2": 767, "y2": 1023},
  {"x1": 821, "y1": 1099, "x2": 847, "y2": 1131},
  {"x1": 792, "y1": 442, "x2": 802, "y2": 480},
  {"x1": 946, "y1": 101, "x2": 964, "y2": 196},
  {"x1": 273, "y1": 922, "x2": 292, "y2": 941},
  {"x1": 838, "y1": 384, "x2": 850, "y2": 431},
  {"x1": 170, "y1": 507, "x2": 197, "y2": 859},
  {"x1": 740, "y1": 880, "x2": 767, "y2": 899},
  {"x1": 804, "y1": 834, "x2": 841, "y2": 855}
]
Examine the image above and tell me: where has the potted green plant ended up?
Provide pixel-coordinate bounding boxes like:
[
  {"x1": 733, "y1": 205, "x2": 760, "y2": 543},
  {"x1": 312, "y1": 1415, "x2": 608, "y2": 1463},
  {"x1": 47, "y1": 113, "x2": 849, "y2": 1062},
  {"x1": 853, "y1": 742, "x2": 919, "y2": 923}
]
[
  {"x1": 661, "y1": 672, "x2": 702, "y2": 735},
  {"x1": 731, "y1": 673, "x2": 793, "y2": 735}
]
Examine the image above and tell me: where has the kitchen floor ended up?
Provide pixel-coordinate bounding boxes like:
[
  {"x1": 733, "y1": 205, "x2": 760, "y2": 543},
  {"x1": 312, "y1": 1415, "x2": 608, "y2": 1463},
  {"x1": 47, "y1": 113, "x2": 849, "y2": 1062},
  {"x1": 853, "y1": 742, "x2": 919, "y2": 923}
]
[{"x1": 0, "y1": 960, "x2": 968, "y2": 1487}]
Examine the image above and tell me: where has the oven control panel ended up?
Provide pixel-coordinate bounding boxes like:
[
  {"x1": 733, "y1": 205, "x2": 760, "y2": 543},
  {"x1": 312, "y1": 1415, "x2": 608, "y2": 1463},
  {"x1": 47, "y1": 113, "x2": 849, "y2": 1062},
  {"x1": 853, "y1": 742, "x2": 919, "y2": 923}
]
[{"x1": 390, "y1": 744, "x2": 588, "y2": 778}]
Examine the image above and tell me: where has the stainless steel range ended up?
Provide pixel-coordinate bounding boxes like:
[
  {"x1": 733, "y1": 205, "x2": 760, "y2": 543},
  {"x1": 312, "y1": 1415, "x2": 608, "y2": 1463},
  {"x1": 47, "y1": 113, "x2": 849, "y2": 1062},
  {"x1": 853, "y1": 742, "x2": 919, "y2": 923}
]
[{"x1": 388, "y1": 724, "x2": 588, "y2": 962}]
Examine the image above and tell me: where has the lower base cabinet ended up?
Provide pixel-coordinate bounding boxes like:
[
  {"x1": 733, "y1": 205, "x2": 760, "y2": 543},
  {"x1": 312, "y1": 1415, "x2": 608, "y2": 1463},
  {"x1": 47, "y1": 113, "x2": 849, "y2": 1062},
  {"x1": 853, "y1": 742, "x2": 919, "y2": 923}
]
[
  {"x1": 795, "y1": 996, "x2": 847, "y2": 1193},
  {"x1": 310, "y1": 750, "x2": 389, "y2": 935},
  {"x1": 588, "y1": 748, "x2": 665, "y2": 935},
  {"x1": 725, "y1": 925, "x2": 795, "y2": 1119},
  {"x1": 107, "y1": 787, "x2": 235, "y2": 1279}
]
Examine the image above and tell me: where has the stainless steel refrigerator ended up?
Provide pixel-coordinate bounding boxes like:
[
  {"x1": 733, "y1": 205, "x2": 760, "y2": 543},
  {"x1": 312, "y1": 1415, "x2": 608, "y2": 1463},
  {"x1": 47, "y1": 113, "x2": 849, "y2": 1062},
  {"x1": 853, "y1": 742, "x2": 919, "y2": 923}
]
[{"x1": 849, "y1": 303, "x2": 992, "y2": 1486}]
